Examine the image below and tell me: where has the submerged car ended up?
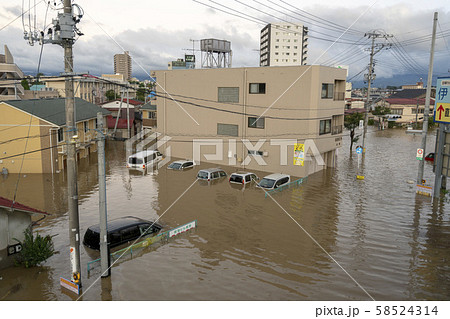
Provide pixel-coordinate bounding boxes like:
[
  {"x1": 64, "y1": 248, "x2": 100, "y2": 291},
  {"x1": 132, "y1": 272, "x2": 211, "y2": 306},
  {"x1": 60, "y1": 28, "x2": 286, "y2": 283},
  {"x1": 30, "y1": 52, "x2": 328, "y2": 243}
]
[
  {"x1": 167, "y1": 160, "x2": 195, "y2": 170},
  {"x1": 197, "y1": 168, "x2": 227, "y2": 181},
  {"x1": 83, "y1": 216, "x2": 162, "y2": 250},
  {"x1": 229, "y1": 172, "x2": 259, "y2": 185},
  {"x1": 425, "y1": 153, "x2": 434, "y2": 162},
  {"x1": 257, "y1": 173, "x2": 290, "y2": 190}
]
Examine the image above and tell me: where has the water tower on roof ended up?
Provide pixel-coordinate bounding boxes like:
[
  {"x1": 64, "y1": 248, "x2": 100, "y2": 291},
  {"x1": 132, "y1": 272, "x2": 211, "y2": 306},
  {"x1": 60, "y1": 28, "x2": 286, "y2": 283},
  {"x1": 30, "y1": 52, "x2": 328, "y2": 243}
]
[{"x1": 200, "y1": 39, "x2": 232, "y2": 68}]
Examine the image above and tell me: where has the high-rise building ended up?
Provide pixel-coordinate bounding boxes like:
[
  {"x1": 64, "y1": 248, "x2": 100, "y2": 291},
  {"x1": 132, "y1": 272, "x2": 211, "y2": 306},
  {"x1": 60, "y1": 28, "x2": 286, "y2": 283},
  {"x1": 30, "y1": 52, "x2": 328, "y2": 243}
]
[
  {"x1": 260, "y1": 22, "x2": 308, "y2": 67},
  {"x1": 114, "y1": 51, "x2": 132, "y2": 81}
]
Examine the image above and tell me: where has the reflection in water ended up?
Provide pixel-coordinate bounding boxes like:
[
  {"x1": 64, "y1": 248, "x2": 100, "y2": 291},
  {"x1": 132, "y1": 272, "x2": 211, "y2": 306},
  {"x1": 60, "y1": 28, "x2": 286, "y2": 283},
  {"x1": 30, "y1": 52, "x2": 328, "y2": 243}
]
[{"x1": 0, "y1": 130, "x2": 448, "y2": 300}]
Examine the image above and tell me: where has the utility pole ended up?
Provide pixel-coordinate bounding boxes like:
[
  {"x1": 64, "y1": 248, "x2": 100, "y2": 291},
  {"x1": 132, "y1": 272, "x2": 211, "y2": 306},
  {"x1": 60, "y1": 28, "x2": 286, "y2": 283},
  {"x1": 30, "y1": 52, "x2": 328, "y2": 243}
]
[
  {"x1": 417, "y1": 12, "x2": 438, "y2": 186},
  {"x1": 24, "y1": 0, "x2": 84, "y2": 287},
  {"x1": 362, "y1": 31, "x2": 393, "y2": 152},
  {"x1": 97, "y1": 112, "x2": 110, "y2": 277},
  {"x1": 62, "y1": 0, "x2": 82, "y2": 287}
]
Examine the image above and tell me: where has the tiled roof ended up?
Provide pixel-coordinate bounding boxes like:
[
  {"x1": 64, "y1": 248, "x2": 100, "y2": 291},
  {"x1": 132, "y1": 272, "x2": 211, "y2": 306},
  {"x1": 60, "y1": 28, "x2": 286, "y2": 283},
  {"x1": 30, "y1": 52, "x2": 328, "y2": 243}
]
[
  {"x1": 0, "y1": 196, "x2": 49, "y2": 215},
  {"x1": 388, "y1": 89, "x2": 427, "y2": 99},
  {"x1": 141, "y1": 102, "x2": 156, "y2": 111},
  {"x1": 3, "y1": 98, "x2": 110, "y2": 126},
  {"x1": 386, "y1": 98, "x2": 435, "y2": 106}
]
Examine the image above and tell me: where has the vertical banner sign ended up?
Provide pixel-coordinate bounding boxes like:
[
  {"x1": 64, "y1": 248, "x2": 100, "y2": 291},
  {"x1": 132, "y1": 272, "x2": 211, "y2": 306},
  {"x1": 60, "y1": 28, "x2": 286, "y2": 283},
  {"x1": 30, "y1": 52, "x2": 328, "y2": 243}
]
[
  {"x1": 294, "y1": 143, "x2": 305, "y2": 166},
  {"x1": 70, "y1": 247, "x2": 76, "y2": 273},
  {"x1": 359, "y1": 120, "x2": 364, "y2": 130},
  {"x1": 416, "y1": 148, "x2": 424, "y2": 160},
  {"x1": 434, "y1": 77, "x2": 450, "y2": 124}
]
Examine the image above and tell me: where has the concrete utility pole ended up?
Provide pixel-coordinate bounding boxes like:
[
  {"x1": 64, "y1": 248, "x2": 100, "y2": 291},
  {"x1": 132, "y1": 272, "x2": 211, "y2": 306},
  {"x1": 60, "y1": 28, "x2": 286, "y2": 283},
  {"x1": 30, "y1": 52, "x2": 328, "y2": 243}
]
[
  {"x1": 97, "y1": 112, "x2": 110, "y2": 277},
  {"x1": 417, "y1": 12, "x2": 438, "y2": 185},
  {"x1": 362, "y1": 31, "x2": 393, "y2": 152},
  {"x1": 23, "y1": 0, "x2": 84, "y2": 287}
]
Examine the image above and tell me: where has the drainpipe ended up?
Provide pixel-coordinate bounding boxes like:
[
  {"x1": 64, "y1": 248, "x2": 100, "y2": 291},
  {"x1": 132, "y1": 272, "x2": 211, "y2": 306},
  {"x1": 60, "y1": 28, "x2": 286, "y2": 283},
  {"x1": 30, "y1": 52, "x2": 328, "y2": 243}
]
[{"x1": 49, "y1": 128, "x2": 54, "y2": 175}]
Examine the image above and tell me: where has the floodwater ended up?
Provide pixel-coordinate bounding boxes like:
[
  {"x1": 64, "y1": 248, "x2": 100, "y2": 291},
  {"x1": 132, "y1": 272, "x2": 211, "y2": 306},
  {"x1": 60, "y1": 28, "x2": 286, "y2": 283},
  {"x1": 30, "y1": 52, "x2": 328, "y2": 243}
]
[{"x1": 0, "y1": 128, "x2": 448, "y2": 301}]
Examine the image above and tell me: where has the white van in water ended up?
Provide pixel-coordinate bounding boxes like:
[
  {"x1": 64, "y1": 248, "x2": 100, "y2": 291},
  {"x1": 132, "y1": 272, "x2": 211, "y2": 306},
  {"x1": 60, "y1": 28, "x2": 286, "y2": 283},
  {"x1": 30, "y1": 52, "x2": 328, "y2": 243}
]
[{"x1": 126, "y1": 150, "x2": 163, "y2": 170}]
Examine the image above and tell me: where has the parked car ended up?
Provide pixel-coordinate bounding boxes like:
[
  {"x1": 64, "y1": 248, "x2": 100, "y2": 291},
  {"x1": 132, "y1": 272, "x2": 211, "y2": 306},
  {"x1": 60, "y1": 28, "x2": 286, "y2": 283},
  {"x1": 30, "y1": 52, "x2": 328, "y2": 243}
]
[
  {"x1": 257, "y1": 173, "x2": 290, "y2": 190},
  {"x1": 425, "y1": 153, "x2": 434, "y2": 162},
  {"x1": 197, "y1": 168, "x2": 227, "y2": 181},
  {"x1": 229, "y1": 172, "x2": 259, "y2": 185},
  {"x1": 167, "y1": 160, "x2": 195, "y2": 170},
  {"x1": 126, "y1": 150, "x2": 163, "y2": 171},
  {"x1": 83, "y1": 216, "x2": 163, "y2": 250}
]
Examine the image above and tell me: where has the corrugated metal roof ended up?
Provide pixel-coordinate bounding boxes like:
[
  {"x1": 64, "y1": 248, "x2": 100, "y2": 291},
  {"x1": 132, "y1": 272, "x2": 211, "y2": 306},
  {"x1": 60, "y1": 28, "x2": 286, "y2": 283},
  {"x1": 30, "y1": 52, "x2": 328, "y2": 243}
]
[
  {"x1": 3, "y1": 98, "x2": 110, "y2": 126},
  {"x1": 141, "y1": 102, "x2": 156, "y2": 111},
  {"x1": 0, "y1": 196, "x2": 49, "y2": 215}
]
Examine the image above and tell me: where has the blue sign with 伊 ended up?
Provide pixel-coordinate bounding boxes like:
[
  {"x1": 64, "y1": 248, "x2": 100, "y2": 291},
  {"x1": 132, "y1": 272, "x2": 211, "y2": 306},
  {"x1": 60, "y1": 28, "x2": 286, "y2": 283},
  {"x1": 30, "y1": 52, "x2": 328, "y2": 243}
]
[{"x1": 356, "y1": 147, "x2": 363, "y2": 154}]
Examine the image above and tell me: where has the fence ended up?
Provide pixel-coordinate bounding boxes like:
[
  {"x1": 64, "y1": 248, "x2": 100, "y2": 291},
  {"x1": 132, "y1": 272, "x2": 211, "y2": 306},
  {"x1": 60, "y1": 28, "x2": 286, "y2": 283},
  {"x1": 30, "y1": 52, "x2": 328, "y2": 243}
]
[
  {"x1": 87, "y1": 220, "x2": 197, "y2": 274},
  {"x1": 264, "y1": 177, "x2": 307, "y2": 197}
]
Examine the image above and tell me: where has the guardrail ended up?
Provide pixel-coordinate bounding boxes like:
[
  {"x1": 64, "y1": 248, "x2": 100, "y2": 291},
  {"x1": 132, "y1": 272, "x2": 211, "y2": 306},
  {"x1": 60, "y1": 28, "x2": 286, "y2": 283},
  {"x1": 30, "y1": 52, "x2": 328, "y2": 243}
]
[
  {"x1": 264, "y1": 177, "x2": 307, "y2": 197},
  {"x1": 87, "y1": 220, "x2": 197, "y2": 274}
]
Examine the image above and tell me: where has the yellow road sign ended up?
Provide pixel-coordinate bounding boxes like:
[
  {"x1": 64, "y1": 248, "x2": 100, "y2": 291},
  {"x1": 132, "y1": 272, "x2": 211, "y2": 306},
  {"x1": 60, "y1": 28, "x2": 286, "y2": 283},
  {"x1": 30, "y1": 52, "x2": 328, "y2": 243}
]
[{"x1": 434, "y1": 102, "x2": 450, "y2": 123}]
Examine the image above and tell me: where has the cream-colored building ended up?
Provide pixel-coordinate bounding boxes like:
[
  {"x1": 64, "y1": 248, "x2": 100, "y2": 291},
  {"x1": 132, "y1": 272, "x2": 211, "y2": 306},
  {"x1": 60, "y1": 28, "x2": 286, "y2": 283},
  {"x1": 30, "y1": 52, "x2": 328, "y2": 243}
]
[
  {"x1": 260, "y1": 22, "x2": 308, "y2": 67},
  {"x1": 0, "y1": 98, "x2": 109, "y2": 174},
  {"x1": 152, "y1": 65, "x2": 346, "y2": 178},
  {"x1": 45, "y1": 75, "x2": 127, "y2": 105},
  {"x1": 114, "y1": 51, "x2": 132, "y2": 81}
]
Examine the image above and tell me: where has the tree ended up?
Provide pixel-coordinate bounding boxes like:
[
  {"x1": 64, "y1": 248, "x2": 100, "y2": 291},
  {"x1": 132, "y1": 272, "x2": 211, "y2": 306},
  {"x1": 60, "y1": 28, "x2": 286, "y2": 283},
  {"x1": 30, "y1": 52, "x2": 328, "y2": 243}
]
[
  {"x1": 105, "y1": 89, "x2": 120, "y2": 101},
  {"x1": 372, "y1": 105, "x2": 391, "y2": 130},
  {"x1": 344, "y1": 112, "x2": 364, "y2": 151},
  {"x1": 21, "y1": 79, "x2": 30, "y2": 90}
]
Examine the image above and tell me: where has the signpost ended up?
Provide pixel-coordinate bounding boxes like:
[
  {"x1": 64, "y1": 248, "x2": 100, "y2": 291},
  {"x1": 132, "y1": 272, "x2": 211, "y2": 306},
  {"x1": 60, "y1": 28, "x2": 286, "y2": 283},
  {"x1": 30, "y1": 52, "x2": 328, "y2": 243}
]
[
  {"x1": 416, "y1": 148, "x2": 424, "y2": 160},
  {"x1": 433, "y1": 77, "x2": 450, "y2": 197},
  {"x1": 60, "y1": 277, "x2": 80, "y2": 295},
  {"x1": 168, "y1": 220, "x2": 197, "y2": 238},
  {"x1": 293, "y1": 143, "x2": 305, "y2": 166}
]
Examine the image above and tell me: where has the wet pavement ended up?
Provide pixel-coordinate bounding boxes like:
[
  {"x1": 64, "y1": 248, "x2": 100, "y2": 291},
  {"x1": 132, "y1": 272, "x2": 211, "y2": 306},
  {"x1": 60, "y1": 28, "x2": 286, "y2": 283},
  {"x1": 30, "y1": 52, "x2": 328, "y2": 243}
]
[{"x1": 0, "y1": 128, "x2": 448, "y2": 300}]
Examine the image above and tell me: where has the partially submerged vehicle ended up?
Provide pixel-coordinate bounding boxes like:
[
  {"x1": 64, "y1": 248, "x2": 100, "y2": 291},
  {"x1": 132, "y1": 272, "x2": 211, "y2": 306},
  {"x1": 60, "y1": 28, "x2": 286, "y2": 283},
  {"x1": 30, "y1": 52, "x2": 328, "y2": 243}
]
[
  {"x1": 167, "y1": 160, "x2": 195, "y2": 170},
  {"x1": 229, "y1": 172, "x2": 259, "y2": 185},
  {"x1": 126, "y1": 150, "x2": 163, "y2": 170},
  {"x1": 257, "y1": 173, "x2": 290, "y2": 190},
  {"x1": 83, "y1": 216, "x2": 163, "y2": 250}
]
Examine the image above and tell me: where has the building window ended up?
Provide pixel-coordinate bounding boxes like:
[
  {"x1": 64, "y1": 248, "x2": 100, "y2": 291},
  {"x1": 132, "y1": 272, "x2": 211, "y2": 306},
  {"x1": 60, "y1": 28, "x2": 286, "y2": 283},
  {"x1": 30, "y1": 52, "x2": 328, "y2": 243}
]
[
  {"x1": 249, "y1": 83, "x2": 266, "y2": 94},
  {"x1": 319, "y1": 119, "x2": 331, "y2": 135},
  {"x1": 217, "y1": 123, "x2": 239, "y2": 137},
  {"x1": 57, "y1": 128, "x2": 64, "y2": 142},
  {"x1": 218, "y1": 87, "x2": 239, "y2": 103},
  {"x1": 321, "y1": 83, "x2": 334, "y2": 99},
  {"x1": 248, "y1": 117, "x2": 265, "y2": 129},
  {"x1": 248, "y1": 150, "x2": 263, "y2": 156},
  {"x1": 84, "y1": 121, "x2": 89, "y2": 133}
]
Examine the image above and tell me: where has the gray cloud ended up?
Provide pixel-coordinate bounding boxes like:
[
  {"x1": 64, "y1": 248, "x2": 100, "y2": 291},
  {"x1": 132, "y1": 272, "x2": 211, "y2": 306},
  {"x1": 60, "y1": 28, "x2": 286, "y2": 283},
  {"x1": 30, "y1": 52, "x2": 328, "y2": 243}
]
[{"x1": 2, "y1": 2, "x2": 450, "y2": 87}]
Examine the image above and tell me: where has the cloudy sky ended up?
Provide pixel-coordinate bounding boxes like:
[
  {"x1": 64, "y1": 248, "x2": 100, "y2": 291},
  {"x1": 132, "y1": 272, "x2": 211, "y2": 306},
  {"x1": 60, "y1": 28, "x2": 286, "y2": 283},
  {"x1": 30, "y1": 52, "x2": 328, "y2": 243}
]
[{"x1": 1, "y1": 0, "x2": 449, "y2": 86}]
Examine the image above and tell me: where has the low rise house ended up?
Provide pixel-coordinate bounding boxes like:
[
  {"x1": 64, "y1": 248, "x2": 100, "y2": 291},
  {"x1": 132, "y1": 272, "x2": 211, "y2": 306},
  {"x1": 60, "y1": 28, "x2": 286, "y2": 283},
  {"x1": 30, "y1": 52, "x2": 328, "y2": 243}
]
[
  {"x1": 141, "y1": 102, "x2": 157, "y2": 129},
  {"x1": 152, "y1": 65, "x2": 346, "y2": 177},
  {"x1": 0, "y1": 196, "x2": 49, "y2": 269},
  {"x1": 101, "y1": 98, "x2": 143, "y2": 138},
  {"x1": 0, "y1": 98, "x2": 109, "y2": 173},
  {"x1": 385, "y1": 88, "x2": 435, "y2": 125}
]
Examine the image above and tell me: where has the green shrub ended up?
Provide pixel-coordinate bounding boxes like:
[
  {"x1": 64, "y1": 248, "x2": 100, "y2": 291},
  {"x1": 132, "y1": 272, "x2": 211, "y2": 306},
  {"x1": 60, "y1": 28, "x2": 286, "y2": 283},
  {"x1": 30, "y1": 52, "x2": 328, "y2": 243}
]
[
  {"x1": 368, "y1": 119, "x2": 375, "y2": 126},
  {"x1": 15, "y1": 228, "x2": 55, "y2": 268}
]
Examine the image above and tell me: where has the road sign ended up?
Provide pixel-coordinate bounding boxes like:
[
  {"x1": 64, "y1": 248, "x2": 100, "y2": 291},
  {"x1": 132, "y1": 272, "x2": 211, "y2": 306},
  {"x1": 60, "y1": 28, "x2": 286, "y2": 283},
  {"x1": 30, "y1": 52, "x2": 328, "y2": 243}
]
[
  {"x1": 416, "y1": 184, "x2": 433, "y2": 197},
  {"x1": 168, "y1": 220, "x2": 197, "y2": 238},
  {"x1": 416, "y1": 148, "x2": 424, "y2": 160},
  {"x1": 359, "y1": 120, "x2": 364, "y2": 129},
  {"x1": 356, "y1": 147, "x2": 363, "y2": 154},
  {"x1": 434, "y1": 77, "x2": 450, "y2": 123},
  {"x1": 60, "y1": 277, "x2": 80, "y2": 295}
]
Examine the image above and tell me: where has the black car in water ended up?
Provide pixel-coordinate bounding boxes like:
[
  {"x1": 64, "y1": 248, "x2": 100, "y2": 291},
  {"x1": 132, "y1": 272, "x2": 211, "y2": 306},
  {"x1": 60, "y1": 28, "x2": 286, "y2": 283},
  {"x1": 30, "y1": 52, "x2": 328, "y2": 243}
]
[{"x1": 83, "y1": 216, "x2": 162, "y2": 250}]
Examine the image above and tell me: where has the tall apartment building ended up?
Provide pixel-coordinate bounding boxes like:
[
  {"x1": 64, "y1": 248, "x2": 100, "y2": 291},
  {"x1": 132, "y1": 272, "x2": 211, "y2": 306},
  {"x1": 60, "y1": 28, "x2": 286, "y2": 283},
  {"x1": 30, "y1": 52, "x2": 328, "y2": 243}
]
[
  {"x1": 114, "y1": 51, "x2": 132, "y2": 81},
  {"x1": 260, "y1": 22, "x2": 308, "y2": 67},
  {"x1": 152, "y1": 65, "x2": 346, "y2": 178}
]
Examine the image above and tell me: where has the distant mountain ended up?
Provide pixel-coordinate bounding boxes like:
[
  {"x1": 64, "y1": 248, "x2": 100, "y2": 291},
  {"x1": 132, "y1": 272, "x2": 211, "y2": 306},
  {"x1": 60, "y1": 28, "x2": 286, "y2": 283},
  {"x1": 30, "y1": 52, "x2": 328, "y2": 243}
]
[{"x1": 351, "y1": 73, "x2": 446, "y2": 89}]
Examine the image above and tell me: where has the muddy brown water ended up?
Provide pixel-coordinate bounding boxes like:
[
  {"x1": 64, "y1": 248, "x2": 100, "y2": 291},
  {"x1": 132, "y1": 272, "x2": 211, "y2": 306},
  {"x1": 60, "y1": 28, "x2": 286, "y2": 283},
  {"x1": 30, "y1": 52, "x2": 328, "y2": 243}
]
[{"x1": 0, "y1": 129, "x2": 448, "y2": 300}]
